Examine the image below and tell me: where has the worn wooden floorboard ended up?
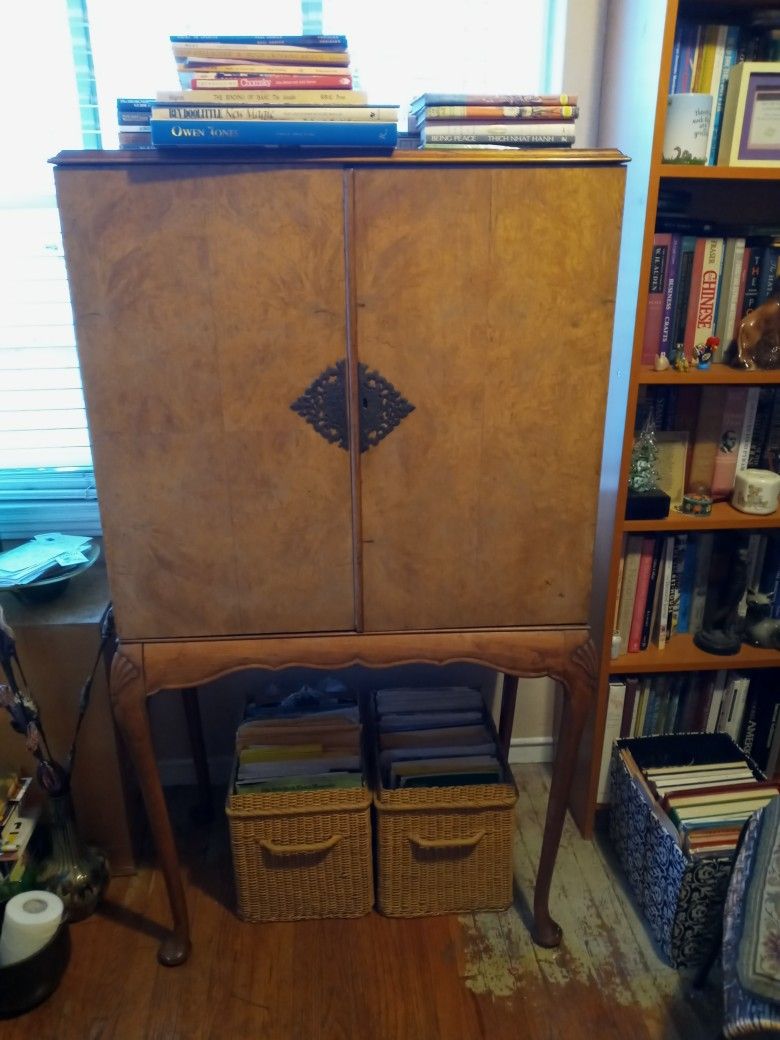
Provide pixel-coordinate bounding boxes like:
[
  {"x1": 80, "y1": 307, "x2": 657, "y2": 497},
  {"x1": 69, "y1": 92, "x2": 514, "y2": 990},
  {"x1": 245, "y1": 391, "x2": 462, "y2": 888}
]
[{"x1": 2, "y1": 765, "x2": 721, "y2": 1040}]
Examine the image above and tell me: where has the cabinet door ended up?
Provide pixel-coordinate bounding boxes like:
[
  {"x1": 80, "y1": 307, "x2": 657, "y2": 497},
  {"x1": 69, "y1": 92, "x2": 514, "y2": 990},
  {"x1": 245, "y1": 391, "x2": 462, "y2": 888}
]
[
  {"x1": 56, "y1": 166, "x2": 355, "y2": 639},
  {"x1": 353, "y1": 165, "x2": 624, "y2": 631}
]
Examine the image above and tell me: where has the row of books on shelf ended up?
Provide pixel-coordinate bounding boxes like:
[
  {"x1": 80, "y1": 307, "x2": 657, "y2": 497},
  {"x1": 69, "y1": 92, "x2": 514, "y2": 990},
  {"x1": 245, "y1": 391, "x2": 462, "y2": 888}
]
[
  {"x1": 641, "y1": 231, "x2": 778, "y2": 366},
  {"x1": 614, "y1": 530, "x2": 780, "y2": 656},
  {"x1": 605, "y1": 670, "x2": 780, "y2": 773},
  {"x1": 233, "y1": 683, "x2": 505, "y2": 794},
  {"x1": 0, "y1": 774, "x2": 36, "y2": 887},
  {"x1": 637, "y1": 383, "x2": 780, "y2": 510},
  {"x1": 668, "y1": 14, "x2": 779, "y2": 166},
  {"x1": 405, "y1": 93, "x2": 578, "y2": 149},
  {"x1": 617, "y1": 743, "x2": 779, "y2": 857}
]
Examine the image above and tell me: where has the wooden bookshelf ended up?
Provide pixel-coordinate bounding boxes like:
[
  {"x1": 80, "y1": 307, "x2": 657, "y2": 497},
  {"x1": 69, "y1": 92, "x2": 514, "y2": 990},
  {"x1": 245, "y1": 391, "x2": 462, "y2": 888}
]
[{"x1": 574, "y1": 0, "x2": 780, "y2": 836}]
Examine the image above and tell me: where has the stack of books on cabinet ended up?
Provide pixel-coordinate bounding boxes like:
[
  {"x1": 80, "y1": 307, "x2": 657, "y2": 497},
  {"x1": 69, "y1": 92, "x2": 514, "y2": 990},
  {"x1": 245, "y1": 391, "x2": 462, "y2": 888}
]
[
  {"x1": 408, "y1": 92, "x2": 578, "y2": 149},
  {"x1": 144, "y1": 34, "x2": 398, "y2": 150},
  {"x1": 583, "y1": 0, "x2": 780, "y2": 830}
]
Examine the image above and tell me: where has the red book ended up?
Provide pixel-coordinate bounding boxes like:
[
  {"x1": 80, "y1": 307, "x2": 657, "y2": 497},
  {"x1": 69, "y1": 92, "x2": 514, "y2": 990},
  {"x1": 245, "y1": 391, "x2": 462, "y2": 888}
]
[
  {"x1": 641, "y1": 233, "x2": 672, "y2": 364},
  {"x1": 628, "y1": 536, "x2": 656, "y2": 652},
  {"x1": 661, "y1": 780, "x2": 780, "y2": 811},
  {"x1": 189, "y1": 74, "x2": 352, "y2": 89}
]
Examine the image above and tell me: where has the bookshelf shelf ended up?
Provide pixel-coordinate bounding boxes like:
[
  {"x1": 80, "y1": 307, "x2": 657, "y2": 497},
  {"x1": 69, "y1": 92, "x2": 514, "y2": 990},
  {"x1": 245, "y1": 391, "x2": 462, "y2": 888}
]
[
  {"x1": 658, "y1": 164, "x2": 780, "y2": 181},
  {"x1": 577, "y1": 0, "x2": 780, "y2": 831},
  {"x1": 623, "y1": 502, "x2": 780, "y2": 532},
  {"x1": 637, "y1": 366, "x2": 780, "y2": 385},
  {"x1": 610, "y1": 634, "x2": 780, "y2": 674}
]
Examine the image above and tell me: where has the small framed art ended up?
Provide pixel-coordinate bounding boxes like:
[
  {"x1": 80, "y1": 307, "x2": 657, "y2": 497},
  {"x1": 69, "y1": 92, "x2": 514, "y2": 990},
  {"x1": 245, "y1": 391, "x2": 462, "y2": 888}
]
[{"x1": 717, "y1": 61, "x2": 780, "y2": 166}]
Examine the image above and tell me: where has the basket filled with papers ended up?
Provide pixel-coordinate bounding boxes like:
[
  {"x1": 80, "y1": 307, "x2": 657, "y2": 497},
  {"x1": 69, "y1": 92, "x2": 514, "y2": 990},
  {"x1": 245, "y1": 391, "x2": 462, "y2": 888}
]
[
  {"x1": 226, "y1": 680, "x2": 372, "y2": 921},
  {"x1": 369, "y1": 687, "x2": 517, "y2": 917}
]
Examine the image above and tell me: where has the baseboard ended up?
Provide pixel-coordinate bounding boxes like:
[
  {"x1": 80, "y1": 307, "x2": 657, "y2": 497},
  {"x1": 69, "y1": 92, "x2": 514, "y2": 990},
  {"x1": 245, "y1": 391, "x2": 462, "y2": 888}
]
[
  {"x1": 507, "y1": 736, "x2": 555, "y2": 765},
  {"x1": 158, "y1": 737, "x2": 554, "y2": 787}
]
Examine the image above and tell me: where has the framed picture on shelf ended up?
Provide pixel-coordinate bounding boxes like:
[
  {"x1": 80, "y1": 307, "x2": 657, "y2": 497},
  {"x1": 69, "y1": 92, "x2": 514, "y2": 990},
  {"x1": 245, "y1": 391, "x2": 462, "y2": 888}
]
[{"x1": 717, "y1": 61, "x2": 780, "y2": 167}]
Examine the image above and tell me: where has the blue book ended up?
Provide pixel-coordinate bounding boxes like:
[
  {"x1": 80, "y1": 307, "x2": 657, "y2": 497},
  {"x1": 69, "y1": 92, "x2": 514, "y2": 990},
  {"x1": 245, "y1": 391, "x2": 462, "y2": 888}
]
[
  {"x1": 758, "y1": 246, "x2": 779, "y2": 305},
  {"x1": 676, "y1": 22, "x2": 700, "y2": 93},
  {"x1": 676, "y1": 535, "x2": 699, "y2": 635},
  {"x1": 169, "y1": 34, "x2": 348, "y2": 49},
  {"x1": 150, "y1": 119, "x2": 397, "y2": 149},
  {"x1": 708, "y1": 25, "x2": 740, "y2": 165}
]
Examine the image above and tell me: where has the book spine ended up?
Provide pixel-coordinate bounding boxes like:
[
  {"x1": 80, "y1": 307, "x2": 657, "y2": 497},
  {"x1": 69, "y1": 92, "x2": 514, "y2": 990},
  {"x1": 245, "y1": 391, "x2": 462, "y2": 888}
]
[
  {"x1": 654, "y1": 536, "x2": 675, "y2": 649},
  {"x1": 667, "y1": 533, "x2": 688, "y2": 638},
  {"x1": 422, "y1": 121, "x2": 574, "y2": 138},
  {"x1": 676, "y1": 22, "x2": 700, "y2": 93},
  {"x1": 689, "y1": 532, "x2": 715, "y2": 635},
  {"x1": 735, "y1": 386, "x2": 760, "y2": 475},
  {"x1": 711, "y1": 386, "x2": 749, "y2": 499},
  {"x1": 172, "y1": 43, "x2": 350, "y2": 64},
  {"x1": 169, "y1": 34, "x2": 349, "y2": 48},
  {"x1": 757, "y1": 245, "x2": 778, "y2": 305},
  {"x1": 641, "y1": 537, "x2": 666, "y2": 650},
  {"x1": 616, "y1": 535, "x2": 644, "y2": 654},
  {"x1": 705, "y1": 670, "x2": 728, "y2": 732},
  {"x1": 620, "y1": 676, "x2": 639, "y2": 737},
  {"x1": 685, "y1": 237, "x2": 724, "y2": 358},
  {"x1": 658, "y1": 234, "x2": 682, "y2": 360},
  {"x1": 642, "y1": 234, "x2": 672, "y2": 364},
  {"x1": 414, "y1": 93, "x2": 578, "y2": 107},
  {"x1": 741, "y1": 244, "x2": 765, "y2": 318},
  {"x1": 157, "y1": 89, "x2": 367, "y2": 105},
  {"x1": 707, "y1": 25, "x2": 740, "y2": 165},
  {"x1": 676, "y1": 534, "x2": 698, "y2": 635},
  {"x1": 597, "y1": 680, "x2": 627, "y2": 802},
  {"x1": 422, "y1": 105, "x2": 578, "y2": 120},
  {"x1": 669, "y1": 25, "x2": 683, "y2": 92},
  {"x1": 149, "y1": 119, "x2": 398, "y2": 147},
  {"x1": 152, "y1": 105, "x2": 396, "y2": 122},
  {"x1": 628, "y1": 536, "x2": 657, "y2": 653},
  {"x1": 713, "y1": 237, "x2": 746, "y2": 359},
  {"x1": 186, "y1": 74, "x2": 353, "y2": 89},
  {"x1": 421, "y1": 130, "x2": 574, "y2": 145}
]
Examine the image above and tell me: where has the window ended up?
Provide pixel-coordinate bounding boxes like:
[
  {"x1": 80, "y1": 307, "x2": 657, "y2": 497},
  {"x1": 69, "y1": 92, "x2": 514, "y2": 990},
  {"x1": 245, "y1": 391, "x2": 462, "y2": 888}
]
[{"x1": 1, "y1": 0, "x2": 551, "y2": 541}]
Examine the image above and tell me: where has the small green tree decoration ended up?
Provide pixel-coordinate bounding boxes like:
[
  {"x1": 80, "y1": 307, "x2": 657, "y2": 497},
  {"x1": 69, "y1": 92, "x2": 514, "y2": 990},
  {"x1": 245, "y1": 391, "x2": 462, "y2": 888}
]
[{"x1": 628, "y1": 414, "x2": 659, "y2": 492}]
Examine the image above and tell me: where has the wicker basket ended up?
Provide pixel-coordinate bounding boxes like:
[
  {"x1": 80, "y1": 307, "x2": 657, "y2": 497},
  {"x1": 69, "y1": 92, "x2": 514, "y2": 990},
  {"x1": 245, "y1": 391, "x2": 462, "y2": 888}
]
[
  {"x1": 369, "y1": 695, "x2": 518, "y2": 916},
  {"x1": 226, "y1": 777, "x2": 373, "y2": 921},
  {"x1": 373, "y1": 781, "x2": 518, "y2": 916}
]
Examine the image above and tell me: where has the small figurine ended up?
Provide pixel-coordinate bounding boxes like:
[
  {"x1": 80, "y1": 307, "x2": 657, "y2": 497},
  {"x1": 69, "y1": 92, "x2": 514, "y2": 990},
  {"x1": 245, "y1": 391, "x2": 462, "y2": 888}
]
[
  {"x1": 654, "y1": 352, "x2": 670, "y2": 371},
  {"x1": 673, "y1": 353, "x2": 689, "y2": 372},
  {"x1": 693, "y1": 335, "x2": 718, "y2": 369},
  {"x1": 732, "y1": 296, "x2": 780, "y2": 369}
]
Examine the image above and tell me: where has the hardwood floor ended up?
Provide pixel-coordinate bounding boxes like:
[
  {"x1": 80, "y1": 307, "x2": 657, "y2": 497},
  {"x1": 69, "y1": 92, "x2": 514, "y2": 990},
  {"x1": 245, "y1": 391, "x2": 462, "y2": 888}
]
[{"x1": 3, "y1": 765, "x2": 722, "y2": 1040}]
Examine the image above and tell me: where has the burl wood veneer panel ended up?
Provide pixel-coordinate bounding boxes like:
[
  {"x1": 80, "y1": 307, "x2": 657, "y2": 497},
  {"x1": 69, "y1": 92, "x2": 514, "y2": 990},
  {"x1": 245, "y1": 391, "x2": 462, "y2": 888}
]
[
  {"x1": 55, "y1": 166, "x2": 355, "y2": 638},
  {"x1": 354, "y1": 166, "x2": 625, "y2": 631}
]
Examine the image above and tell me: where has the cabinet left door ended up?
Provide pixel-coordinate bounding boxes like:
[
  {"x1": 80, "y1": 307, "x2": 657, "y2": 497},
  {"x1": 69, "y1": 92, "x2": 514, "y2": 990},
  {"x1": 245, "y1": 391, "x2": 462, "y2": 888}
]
[{"x1": 56, "y1": 165, "x2": 356, "y2": 639}]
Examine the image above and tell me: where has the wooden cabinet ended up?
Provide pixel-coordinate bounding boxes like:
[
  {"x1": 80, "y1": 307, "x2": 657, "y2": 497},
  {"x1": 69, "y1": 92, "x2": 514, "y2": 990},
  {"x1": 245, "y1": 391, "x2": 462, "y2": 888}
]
[
  {"x1": 53, "y1": 149, "x2": 626, "y2": 964},
  {"x1": 575, "y1": 0, "x2": 780, "y2": 836},
  {"x1": 55, "y1": 158, "x2": 625, "y2": 641}
]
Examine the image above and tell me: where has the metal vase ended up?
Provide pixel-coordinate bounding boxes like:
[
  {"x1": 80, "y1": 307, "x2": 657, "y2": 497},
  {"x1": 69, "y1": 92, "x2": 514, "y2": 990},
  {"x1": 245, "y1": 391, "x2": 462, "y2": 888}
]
[{"x1": 37, "y1": 792, "x2": 109, "y2": 922}]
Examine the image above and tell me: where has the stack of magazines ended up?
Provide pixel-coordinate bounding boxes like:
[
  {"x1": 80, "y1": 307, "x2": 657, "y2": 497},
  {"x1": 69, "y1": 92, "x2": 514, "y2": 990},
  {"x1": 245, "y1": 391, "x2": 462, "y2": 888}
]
[
  {"x1": 234, "y1": 680, "x2": 364, "y2": 794},
  {"x1": 147, "y1": 34, "x2": 398, "y2": 150},
  {"x1": 374, "y1": 687, "x2": 503, "y2": 789},
  {"x1": 408, "y1": 92, "x2": 578, "y2": 150}
]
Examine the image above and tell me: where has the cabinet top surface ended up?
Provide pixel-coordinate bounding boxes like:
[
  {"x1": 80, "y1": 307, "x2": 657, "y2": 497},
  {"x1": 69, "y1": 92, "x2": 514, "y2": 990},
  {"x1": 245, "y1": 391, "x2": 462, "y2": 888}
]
[{"x1": 51, "y1": 147, "x2": 629, "y2": 169}]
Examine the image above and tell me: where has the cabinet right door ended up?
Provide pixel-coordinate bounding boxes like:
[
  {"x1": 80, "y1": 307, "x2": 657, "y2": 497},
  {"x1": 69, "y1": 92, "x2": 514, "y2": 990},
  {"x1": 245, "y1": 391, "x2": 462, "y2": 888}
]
[{"x1": 353, "y1": 164, "x2": 625, "y2": 632}]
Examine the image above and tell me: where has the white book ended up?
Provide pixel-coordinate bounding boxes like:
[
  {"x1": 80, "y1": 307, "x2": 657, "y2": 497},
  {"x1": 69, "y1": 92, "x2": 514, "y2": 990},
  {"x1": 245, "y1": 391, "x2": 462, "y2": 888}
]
[
  {"x1": 597, "y1": 680, "x2": 627, "y2": 803},
  {"x1": 706, "y1": 669, "x2": 729, "y2": 733},
  {"x1": 714, "y1": 237, "x2": 747, "y2": 357},
  {"x1": 735, "y1": 386, "x2": 761, "y2": 474},
  {"x1": 654, "y1": 536, "x2": 676, "y2": 649}
]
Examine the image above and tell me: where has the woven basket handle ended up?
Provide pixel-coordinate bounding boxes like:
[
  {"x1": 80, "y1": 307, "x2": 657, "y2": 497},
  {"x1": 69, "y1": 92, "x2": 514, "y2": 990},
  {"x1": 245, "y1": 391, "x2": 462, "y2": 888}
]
[
  {"x1": 408, "y1": 830, "x2": 486, "y2": 851},
  {"x1": 258, "y1": 834, "x2": 342, "y2": 856}
]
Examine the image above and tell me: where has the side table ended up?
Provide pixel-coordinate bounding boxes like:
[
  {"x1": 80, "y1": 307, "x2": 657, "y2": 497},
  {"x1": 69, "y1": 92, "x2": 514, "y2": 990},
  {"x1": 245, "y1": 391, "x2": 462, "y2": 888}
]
[{"x1": 110, "y1": 626, "x2": 597, "y2": 966}]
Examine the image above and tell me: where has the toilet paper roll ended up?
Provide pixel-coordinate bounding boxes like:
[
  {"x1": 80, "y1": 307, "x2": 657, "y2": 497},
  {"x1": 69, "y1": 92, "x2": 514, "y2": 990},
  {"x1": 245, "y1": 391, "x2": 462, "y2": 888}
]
[{"x1": 0, "y1": 890, "x2": 63, "y2": 966}]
